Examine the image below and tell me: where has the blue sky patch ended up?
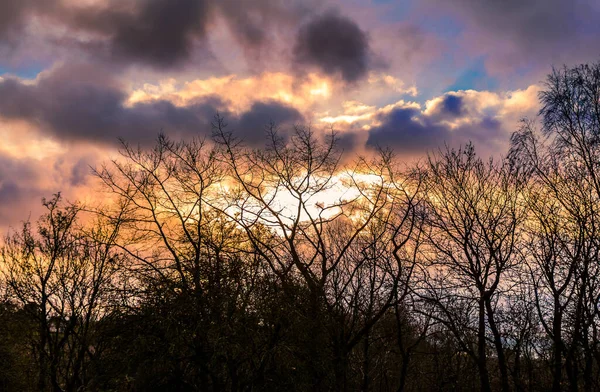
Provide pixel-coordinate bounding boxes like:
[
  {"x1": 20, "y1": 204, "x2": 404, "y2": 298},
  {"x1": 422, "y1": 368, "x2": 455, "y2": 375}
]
[{"x1": 445, "y1": 57, "x2": 498, "y2": 92}]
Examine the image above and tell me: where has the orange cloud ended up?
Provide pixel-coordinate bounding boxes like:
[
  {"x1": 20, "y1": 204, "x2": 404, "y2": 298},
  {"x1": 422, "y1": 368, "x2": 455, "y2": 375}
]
[{"x1": 127, "y1": 72, "x2": 334, "y2": 114}]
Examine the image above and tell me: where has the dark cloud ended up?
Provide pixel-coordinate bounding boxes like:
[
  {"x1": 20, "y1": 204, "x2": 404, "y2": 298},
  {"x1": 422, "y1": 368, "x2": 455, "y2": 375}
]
[
  {"x1": 335, "y1": 131, "x2": 362, "y2": 154},
  {"x1": 425, "y1": 93, "x2": 471, "y2": 123},
  {"x1": 0, "y1": 0, "x2": 209, "y2": 68},
  {"x1": 441, "y1": 95, "x2": 464, "y2": 116},
  {"x1": 60, "y1": 0, "x2": 215, "y2": 68},
  {"x1": 293, "y1": 11, "x2": 371, "y2": 82},
  {"x1": 0, "y1": 0, "x2": 58, "y2": 41},
  {"x1": 366, "y1": 105, "x2": 505, "y2": 154},
  {"x1": 0, "y1": 0, "x2": 315, "y2": 70},
  {"x1": 108, "y1": 0, "x2": 211, "y2": 68},
  {"x1": 0, "y1": 64, "x2": 303, "y2": 147},
  {"x1": 0, "y1": 64, "x2": 220, "y2": 144},
  {"x1": 234, "y1": 101, "x2": 303, "y2": 145},
  {"x1": 367, "y1": 107, "x2": 448, "y2": 153}
]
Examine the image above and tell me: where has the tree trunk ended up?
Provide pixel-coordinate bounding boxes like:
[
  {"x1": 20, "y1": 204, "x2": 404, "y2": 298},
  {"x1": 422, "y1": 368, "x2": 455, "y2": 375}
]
[
  {"x1": 362, "y1": 331, "x2": 370, "y2": 391},
  {"x1": 485, "y1": 298, "x2": 510, "y2": 392},
  {"x1": 513, "y1": 346, "x2": 524, "y2": 392},
  {"x1": 397, "y1": 353, "x2": 410, "y2": 392},
  {"x1": 478, "y1": 298, "x2": 492, "y2": 392},
  {"x1": 552, "y1": 300, "x2": 563, "y2": 392},
  {"x1": 565, "y1": 350, "x2": 579, "y2": 392}
]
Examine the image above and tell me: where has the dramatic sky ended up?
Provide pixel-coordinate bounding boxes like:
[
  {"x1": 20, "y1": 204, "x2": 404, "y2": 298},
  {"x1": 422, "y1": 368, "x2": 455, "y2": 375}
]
[{"x1": 0, "y1": 0, "x2": 598, "y2": 232}]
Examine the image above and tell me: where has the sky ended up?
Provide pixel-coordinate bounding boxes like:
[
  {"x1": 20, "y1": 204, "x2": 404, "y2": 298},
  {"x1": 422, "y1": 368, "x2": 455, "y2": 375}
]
[{"x1": 0, "y1": 0, "x2": 598, "y2": 232}]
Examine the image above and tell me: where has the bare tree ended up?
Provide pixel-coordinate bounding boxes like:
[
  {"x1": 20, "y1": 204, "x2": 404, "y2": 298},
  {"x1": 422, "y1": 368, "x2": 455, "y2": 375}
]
[
  {"x1": 510, "y1": 61, "x2": 600, "y2": 391},
  {"x1": 416, "y1": 143, "x2": 524, "y2": 392},
  {"x1": 1, "y1": 194, "x2": 123, "y2": 392},
  {"x1": 93, "y1": 135, "x2": 280, "y2": 390},
  {"x1": 214, "y1": 119, "x2": 422, "y2": 390}
]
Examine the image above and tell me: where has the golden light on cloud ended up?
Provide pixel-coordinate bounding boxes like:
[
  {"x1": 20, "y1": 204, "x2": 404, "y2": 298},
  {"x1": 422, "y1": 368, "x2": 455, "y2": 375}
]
[
  {"x1": 320, "y1": 113, "x2": 373, "y2": 125},
  {"x1": 0, "y1": 119, "x2": 67, "y2": 160},
  {"x1": 309, "y1": 81, "x2": 331, "y2": 97},
  {"x1": 499, "y1": 85, "x2": 541, "y2": 117},
  {"x1": 320, "y1": 99, "x2": 421, "y2": 126},
  {"x1": 421, "y1": 86, "x2": 541, "y2": 131},
  {"x1": 126, "y1": 72, "x2": 334, "y2": 114},
  {"x1": 368, "y1": 72, "x2": 418, "y2": 96}
]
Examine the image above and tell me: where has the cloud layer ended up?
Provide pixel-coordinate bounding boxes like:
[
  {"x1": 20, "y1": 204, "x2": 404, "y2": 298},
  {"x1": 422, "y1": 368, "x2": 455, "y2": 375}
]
[
  {"x1": 0, "y1": 64, "x2": 304, "y2": 147},
  {"x1": 0, "y1": 0, "x2": 323, "y2": 72},
  {"x1": 0, "y1": 0, "x2": 571, "y2": 232}
]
